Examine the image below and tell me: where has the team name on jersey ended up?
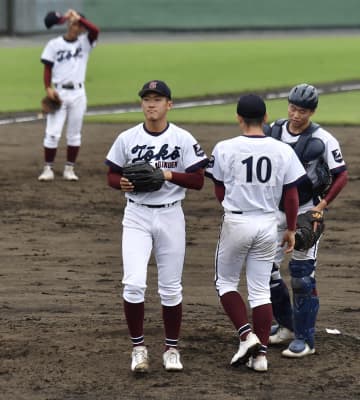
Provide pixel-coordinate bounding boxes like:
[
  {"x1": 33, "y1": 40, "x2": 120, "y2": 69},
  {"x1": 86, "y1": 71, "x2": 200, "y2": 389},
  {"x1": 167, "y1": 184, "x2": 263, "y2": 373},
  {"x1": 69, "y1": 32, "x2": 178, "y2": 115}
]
[
  {"x1": 56, "y1": 46, "x2": 83, "y2": 62},
  {"x1": 154, "y1": 161, "x2": 178, "y2": 168},
  {"x1": 131, "y1": 144, "x2": 181, "y2": 163}
]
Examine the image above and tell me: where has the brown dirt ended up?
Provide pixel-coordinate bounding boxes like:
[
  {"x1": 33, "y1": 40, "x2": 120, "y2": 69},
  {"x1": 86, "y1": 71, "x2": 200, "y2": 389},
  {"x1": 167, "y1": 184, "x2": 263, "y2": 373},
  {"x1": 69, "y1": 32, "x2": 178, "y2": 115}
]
[{"x1": 0, "y1": 121, "x2": 359, "y2": 400}]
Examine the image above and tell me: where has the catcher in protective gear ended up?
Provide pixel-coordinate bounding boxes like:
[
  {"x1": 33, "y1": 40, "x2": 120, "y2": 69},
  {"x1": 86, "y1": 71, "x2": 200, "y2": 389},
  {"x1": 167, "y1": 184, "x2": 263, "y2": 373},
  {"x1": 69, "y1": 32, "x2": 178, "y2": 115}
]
[
  {"x1": 294, "y1": 210, "x2": 325, "y2": 251},
  {"x1": 122, "y1": 162, "x2": 165, "y2": 192},
  {"x1": 41, "y1": 95, "x2": 62, "y2": 114}
]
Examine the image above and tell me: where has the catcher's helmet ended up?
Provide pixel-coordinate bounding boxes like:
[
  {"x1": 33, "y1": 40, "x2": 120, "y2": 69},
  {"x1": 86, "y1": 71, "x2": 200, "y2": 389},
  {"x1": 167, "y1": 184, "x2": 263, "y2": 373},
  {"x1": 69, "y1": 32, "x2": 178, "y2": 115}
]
[{"x1": 288, "y1": 84, "x2": 319, "y2": 110}]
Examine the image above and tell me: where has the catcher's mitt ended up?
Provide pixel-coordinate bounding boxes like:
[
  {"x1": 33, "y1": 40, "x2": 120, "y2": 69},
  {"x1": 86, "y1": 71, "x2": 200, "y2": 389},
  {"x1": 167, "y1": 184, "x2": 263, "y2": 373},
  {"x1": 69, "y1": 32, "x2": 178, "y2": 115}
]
[
  {"x1": 122, "y1": 162, "x2": 165, "y2": 192},
  {"x1": 41, "y1": 96, "x2": 62, "y2": 114},
  {"x1": 294, "y1": 210, "x2": 325, "y2": 251}
]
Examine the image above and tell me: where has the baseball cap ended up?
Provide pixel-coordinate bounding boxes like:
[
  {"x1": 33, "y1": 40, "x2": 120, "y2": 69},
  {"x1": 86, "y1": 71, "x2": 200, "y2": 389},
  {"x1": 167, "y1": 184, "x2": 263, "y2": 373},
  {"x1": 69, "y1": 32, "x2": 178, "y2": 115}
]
[
  {"x1": 138, "y1": 80, "x2": 172, "y2": 99},
  {"x1": 236, "y1": 94, "x2": 266, "y2": 118},
  {"x1": 44, "y1": 11, "x2": 62, "y2": 29}
]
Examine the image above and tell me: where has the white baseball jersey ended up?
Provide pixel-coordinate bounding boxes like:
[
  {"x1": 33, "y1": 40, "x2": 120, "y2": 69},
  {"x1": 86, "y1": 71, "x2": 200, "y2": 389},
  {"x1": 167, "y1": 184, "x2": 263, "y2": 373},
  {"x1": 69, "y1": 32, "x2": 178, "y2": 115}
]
[
  {"x1": 206, "y1": 135, "x2": 306, "y2": 213},
  {"x1": 106, "y1": 122, "x2": 208, "y2": 204},
  {"x1": 41, "y1": 33, "x2": 95, "y2": 85}
]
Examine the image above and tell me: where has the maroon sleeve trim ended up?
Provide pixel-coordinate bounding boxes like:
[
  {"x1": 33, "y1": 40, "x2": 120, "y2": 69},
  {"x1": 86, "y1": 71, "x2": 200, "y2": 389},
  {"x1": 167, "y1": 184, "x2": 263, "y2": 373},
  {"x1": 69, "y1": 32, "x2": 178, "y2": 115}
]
[
  {"x1": 107, "y1": 169, "x2": 122, "y2": 190},
  {"x1": 283, "y1": 186, "x2": 299, "y2": 231},
  {"x1": 79, "y1": 17, "x2": 100, "y2": 44},
  {"x1": 170, "y1": 169, "x2": 204, "y2": 190},
  {"x1": 43, "y1": 64, "x2": 52, "y2": 88},
  {"x1": 324, "y1": 170, "x2": 348, "y2": 205}
]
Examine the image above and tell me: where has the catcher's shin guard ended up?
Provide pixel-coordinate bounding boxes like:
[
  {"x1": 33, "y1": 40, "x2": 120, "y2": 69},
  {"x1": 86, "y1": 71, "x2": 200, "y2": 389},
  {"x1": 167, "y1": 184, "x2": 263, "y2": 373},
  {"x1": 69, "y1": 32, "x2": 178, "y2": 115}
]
[
  {"x1": 289, "y1": 259, "x2": 319, "y2": 349},
  {"x1": 270, "y1": 264, "x2": 293, "y2": 331}
]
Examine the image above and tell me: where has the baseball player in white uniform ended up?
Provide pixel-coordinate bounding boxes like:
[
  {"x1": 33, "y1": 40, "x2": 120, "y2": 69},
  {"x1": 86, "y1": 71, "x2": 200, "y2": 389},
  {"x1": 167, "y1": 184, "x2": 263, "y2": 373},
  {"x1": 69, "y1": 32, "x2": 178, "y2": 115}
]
[
  {"x1": 38, "y1": 9, "x2": 99, "y2": 181},
  {"x1": 266, "y1": 84, "x2": 348, "y2": 358},
  {"x1": 105, "y1": 80, "x2": 208, "y2": 373},
  {"x1": 205, "y1": 94, "x2": 306, "y2": 372}
]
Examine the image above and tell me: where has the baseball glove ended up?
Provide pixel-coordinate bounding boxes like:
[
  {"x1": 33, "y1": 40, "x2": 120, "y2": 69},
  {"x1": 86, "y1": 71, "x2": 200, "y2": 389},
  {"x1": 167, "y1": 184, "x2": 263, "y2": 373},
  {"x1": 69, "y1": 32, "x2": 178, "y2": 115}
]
[
  {"x1": 294, "y1": 210, "x2": 325, "y2": 251},
  {"x1": 122, "y1": 162, "x2": 165, "y2": 192},
  {"x1": 41, "y1": 96, "x2": 62, "y2": 114}
]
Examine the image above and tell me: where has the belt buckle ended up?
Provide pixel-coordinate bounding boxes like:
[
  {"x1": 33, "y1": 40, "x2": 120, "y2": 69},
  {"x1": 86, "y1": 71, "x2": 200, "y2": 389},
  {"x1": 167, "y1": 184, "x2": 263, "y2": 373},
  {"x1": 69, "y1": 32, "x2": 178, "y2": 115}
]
[{"x1": 63, "y1": 82, "x2": 75, "y2": 89}]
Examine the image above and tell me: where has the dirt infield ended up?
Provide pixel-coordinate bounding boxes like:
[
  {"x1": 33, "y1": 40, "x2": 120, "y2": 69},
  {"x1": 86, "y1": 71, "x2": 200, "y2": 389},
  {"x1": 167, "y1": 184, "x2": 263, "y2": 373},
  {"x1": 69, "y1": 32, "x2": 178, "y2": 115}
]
[{"x1": 0, "y1": 121, "x2": 359, "y2": 400}]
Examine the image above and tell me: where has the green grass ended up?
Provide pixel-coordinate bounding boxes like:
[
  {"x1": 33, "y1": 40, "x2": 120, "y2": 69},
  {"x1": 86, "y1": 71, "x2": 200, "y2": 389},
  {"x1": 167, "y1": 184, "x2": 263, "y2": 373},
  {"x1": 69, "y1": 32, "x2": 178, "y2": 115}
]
[
  {"x1": 85, "y1": 91, "x2": 360, "y2": 125},
  {"x1": 1, "y1": 35, "x2": 360, "y2": 125}
]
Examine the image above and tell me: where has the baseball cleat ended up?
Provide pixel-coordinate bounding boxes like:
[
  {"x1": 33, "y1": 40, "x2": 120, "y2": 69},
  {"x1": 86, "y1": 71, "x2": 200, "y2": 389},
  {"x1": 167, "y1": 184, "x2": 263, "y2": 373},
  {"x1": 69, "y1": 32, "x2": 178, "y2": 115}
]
[
  {"x1": 282, "y1": 339, "x2": 315, "y2": 358},
  {"x1": 131, "y1": 345, "x2": 149, "y2": 373},
  {"x1": 269, "y1": 326, "x2": 294, "y2": 345},
  {"x1": 163, "y1": 348, "x2": 183, "y2": 371},
  {"x1": 63, "y1": 165, "x2": 79, "y2": 181},
  {"x1": 38, "y1": 165, "x2": 55, "y2": 181},
  {"x1": 230, "y1": 332, "x2": 262, "y2": 366},
  {"x1": 246, "y1": 355, "x2": 268, "y2": 372}
]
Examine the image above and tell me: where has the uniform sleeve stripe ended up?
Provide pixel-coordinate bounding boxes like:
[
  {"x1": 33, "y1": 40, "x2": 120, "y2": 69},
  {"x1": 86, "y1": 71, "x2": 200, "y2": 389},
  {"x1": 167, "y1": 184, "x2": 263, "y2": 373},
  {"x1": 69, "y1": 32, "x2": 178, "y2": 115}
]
[
  {"x1": 105, "y1": 159, "x2": 122, "y2": 173},
  {"x1": 283, "y1": 173, "x2": 308, "y2": 189},
  {"x1": 185, "y1": 158, "x2": 209, "y2": 173}
]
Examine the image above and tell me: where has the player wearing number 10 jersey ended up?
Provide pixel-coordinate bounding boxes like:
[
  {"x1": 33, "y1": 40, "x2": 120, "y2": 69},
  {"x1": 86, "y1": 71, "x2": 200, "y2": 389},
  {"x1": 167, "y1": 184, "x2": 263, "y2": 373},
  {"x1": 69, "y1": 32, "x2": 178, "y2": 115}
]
[{"x1": 205, "y1": 94, "x2": 306, "y2": 372}]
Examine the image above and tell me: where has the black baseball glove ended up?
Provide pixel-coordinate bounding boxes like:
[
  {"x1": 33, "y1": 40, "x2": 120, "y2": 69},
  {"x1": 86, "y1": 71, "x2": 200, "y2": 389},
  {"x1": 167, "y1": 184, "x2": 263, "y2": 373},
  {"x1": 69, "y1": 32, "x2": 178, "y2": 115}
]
[
  {"x1": 41, "y1": 95, "x2": 62, "y2": 114},
  {"x1": 294, "y1": 210, "x2": 325, "y2": 251},
  {"x1": 122, "y1": 162, "x2": 165, "y2": 192}
]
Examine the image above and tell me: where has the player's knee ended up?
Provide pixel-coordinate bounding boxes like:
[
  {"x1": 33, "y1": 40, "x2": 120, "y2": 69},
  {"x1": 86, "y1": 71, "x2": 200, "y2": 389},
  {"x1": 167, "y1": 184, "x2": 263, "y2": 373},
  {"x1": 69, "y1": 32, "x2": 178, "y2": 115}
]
[
  {"x1": 216, "y1": 283, "x2": 238, "y2": 297},
  {"x1": 248, "y1": 295, "x2": 271, "y2": 309},
  {"x1": 44, "y1": 133, "x2": 60, "y2": 148},
  {"x1": 123, "y1": 285, "x2": 145, "y2": 303},
  {"x1": 67, "y1": 133, "x2": 81, "y2": 147},
  {"x1": 159, "y1": 286, "x2": 182, "y2": 307},
  {"x1": 289, "y1": 259, "x2": 316, "y2": 295}
]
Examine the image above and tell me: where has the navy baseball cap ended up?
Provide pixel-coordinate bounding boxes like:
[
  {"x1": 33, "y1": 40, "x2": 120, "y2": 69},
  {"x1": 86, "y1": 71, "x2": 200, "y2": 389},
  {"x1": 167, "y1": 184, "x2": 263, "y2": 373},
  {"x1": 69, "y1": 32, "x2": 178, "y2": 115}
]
[
  {"x1": 237, "y1": 94, "x2": 266, "y2": 118},
  {"x1": 138, "y1": 80, "x2": 172, "y2": 99}
]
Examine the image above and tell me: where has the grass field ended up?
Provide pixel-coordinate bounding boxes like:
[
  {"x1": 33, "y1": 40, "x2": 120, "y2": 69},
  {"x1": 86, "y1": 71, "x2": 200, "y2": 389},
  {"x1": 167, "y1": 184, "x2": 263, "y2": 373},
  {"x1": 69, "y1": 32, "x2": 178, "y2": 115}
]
[
  {"x1": 1, "y1": 35, "x2": 360, "y2": 123},
  {"x1": 85, "y1": 91, "x2": 360, "y2": 125}
]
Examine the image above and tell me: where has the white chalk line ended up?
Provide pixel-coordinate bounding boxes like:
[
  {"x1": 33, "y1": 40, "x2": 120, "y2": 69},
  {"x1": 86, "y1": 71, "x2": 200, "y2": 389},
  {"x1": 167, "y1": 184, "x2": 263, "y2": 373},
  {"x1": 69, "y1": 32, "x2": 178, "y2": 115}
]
[{"x1": 1, "y1": 83, "x2": 360, "y2": 126}]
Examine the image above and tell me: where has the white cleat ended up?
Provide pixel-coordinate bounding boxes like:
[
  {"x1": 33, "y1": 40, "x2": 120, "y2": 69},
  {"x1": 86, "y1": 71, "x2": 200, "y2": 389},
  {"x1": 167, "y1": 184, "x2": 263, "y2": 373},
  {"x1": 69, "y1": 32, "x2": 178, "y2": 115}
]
[
  {"x1": 163, "y1": 348, "x2": 183, "y2": 371},
  {"x1": 38, "y1": 165, "x2": 54, "y2": 181},
  {"x1": 230, "y1": 332, "x2": 261, "y2": 366},
  {"x1": 131, "y1": 346, "x2": 149, "y2": 373},
  {"x1": 63, "y1": 165, "x2": 79, "y2": 181},
  {"x1": 246, "y1": 355, "x2": 268, "y2": 372},
  {"x1": 269, "y1": 326, "x2": 294, "y2": 345}
]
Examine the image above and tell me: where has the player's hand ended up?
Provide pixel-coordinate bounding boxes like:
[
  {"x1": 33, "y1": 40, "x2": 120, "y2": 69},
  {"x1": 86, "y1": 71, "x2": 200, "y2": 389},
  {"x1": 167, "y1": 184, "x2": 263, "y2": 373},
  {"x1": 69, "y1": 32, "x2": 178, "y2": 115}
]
[
  {"x1": 312, "y1": 199, "x2": 327, "y2": 213},
  {"x1": 120, "y1": 177, "x2": 134, "y2": 192},
  {"x1": 63, "y1": 9, "x2": 74, "y2": 19},
  {"x1": 163, "y1": 170, "x2": 172, "y2": 181},
  {"x1": 281, "y1": 229, "x2": 295, "y2": 254},
  {"x1": 65, "y1": 9, "x2": 80, "y2": 22},
  {"x1": 46, "y1": 87, "x2": 60, "y2": 101}
]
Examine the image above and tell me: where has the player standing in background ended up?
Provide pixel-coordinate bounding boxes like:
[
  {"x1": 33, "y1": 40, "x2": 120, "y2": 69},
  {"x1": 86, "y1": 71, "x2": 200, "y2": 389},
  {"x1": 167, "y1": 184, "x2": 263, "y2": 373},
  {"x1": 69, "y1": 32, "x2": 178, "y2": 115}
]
[
  {"x1": 266, "y1": 84, "x2": 348, "y2": 357},
  {"x1": 105, "y1": 80, "x2": 208, "y2": 373},
  {"x1": 206, "y1": 94, "x2": 306, "y2": 372},
  {"x1": 38, "y1": 9, "x2": 99, "y2": 181},
  {"x1": 206, "y1": 94, "x2": 305, "y2": 371}
]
